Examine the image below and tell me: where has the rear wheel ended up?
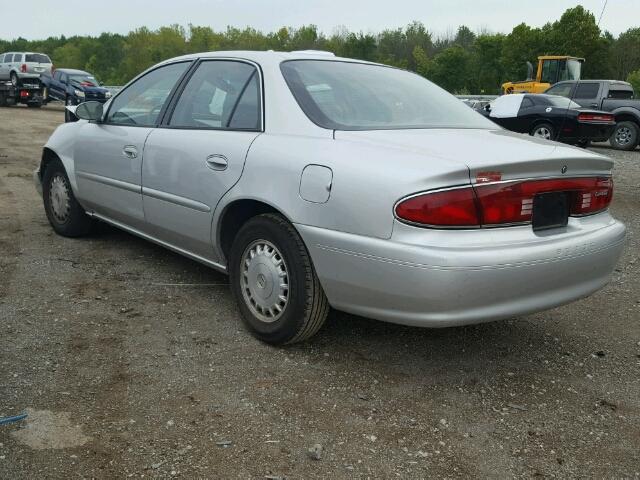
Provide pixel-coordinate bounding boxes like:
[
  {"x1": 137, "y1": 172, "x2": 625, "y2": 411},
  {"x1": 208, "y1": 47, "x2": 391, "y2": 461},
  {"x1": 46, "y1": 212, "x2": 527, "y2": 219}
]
[
  {"x1": 609, "y1": 121, "x2": 639, "y2": 151},
  {"x1": 64, "y1": 96, "x2": 73, "y2": 122},
  {"x1": 42, "y1": 160, "x2": 92, "y2": 237},
  {"x1": 10, "y1": 71, "x2": 18, "y2": 86},
  {"x1": 530, "y1": 123, "x2": 555, "y2": 140},
  {"x1": 229, "y1": 213, "x2": 329, "y2": 345}
]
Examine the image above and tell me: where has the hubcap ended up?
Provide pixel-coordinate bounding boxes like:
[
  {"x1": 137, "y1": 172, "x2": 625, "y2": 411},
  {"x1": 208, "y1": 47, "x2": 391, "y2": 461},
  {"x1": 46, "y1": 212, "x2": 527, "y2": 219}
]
[
  {"x1": 49, "y1": 175, "x2": 71, "y2": 223},
  {"x1": 534, "y1": 127, "x2": 552, "y2": 140},
  {"x1": 615, "y1": 126, "x2": 632, "y2": 146},
  {"x1": 240, "y1": 240, "x2": 289, "y2": 323}
]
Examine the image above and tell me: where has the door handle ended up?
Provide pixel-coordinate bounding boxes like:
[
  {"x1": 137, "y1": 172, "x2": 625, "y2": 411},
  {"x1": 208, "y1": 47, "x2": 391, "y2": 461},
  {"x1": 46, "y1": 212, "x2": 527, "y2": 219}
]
[
  {"x1": 205, "y1": 154, "x2": 228, "y2": 171},
  {"x1": 123, "y1": 145, "x2": 138, "y2": 159}
]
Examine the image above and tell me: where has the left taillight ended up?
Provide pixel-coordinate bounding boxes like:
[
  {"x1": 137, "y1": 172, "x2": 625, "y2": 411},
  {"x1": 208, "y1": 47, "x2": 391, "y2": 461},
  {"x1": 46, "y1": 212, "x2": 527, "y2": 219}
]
[
  {"x1": 578, "y1": 112, "x2": 614, "y2": 123},
  {"x1": 394, "y1": 187, "x2": 481, "y2": 227},
  {"x1": 395, "y1": 177, "x2": 613, "y2": 228}
]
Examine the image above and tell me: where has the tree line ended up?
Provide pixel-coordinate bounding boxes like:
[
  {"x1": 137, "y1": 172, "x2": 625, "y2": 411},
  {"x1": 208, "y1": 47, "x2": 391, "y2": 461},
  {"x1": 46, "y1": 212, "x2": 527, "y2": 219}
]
[{"x1": 2, "y1": 6, "x2": 640, "y2": 94}]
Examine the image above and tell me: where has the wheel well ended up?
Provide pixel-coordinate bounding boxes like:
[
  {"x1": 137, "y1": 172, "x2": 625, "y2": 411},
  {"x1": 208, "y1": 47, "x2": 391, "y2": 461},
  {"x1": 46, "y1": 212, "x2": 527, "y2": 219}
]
[
  {"x1": 613, "y1": 114, "x2": 640, "y2": 128},
  {"x1": 40, "y1": 148, "x2": 61, "y2": 180},
  {"x1": 218, "y1": 200, "x2": 283, "y2": 261}
]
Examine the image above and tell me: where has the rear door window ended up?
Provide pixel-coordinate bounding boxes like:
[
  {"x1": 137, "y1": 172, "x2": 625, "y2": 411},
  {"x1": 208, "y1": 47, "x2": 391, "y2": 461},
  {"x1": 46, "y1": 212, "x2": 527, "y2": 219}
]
[
  {"x1": 13, "y1": 54, "x2": 22, "y2": 63},
  {"x1": 574, "y1": 83, "x2": 600, "y2": 99},
  {"x1": 168, "y1": 60, "x2": 260, "y2": 130}
]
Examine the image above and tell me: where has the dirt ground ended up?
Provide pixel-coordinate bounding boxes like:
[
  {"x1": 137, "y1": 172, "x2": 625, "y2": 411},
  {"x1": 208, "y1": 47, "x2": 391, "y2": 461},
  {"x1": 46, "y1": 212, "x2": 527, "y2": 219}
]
[{"x1": 0, "y1": 105, "x2": 639, "y2": 479}]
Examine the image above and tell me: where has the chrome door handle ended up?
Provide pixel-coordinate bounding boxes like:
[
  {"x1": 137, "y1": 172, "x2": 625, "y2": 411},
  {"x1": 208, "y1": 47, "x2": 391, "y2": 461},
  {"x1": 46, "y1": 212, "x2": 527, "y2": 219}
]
[
  {"x1": 205, "y1": 154, "x2": 228, "y2": 171},
  {"x1": 123, "y1": 145, "x2": 138, "y2": 159}
]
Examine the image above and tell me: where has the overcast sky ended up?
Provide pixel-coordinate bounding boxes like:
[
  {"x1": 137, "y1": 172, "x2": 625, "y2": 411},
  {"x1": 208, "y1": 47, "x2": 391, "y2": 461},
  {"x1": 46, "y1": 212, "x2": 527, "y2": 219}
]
[{"x1": 8, "y1": 0, "x2": 639, "y2": 41}]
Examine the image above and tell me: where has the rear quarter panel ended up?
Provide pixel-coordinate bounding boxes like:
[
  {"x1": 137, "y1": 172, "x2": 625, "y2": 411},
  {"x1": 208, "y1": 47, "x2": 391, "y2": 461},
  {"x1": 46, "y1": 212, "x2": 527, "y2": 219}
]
[{"x1": 216, "y1": 133, "x2": 472, "y2": 241}]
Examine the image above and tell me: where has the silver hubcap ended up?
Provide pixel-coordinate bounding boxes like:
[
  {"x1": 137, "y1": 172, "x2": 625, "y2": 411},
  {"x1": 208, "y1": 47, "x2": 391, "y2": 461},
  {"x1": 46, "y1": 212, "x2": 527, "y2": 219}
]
[
  {"x1": 615, "y1": 126, "x2": 632, "y2": 146},
  {"x1": 534, "y1": 127, "x2": 552, "y2": 140},
  {"x1": 49, "y1": 175, "x2": 71, "y2": 223},
  {"x1": 241, "y1": 240, "x2": 289, "y2": 323}
]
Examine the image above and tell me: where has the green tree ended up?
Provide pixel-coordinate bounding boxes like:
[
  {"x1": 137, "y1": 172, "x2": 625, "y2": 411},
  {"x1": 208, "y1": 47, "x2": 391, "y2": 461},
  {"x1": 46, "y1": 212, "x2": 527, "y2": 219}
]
[
  {"x1": 627, "y1": 69, "x2": 640, "y2": 95},
  {"x1": 423, "y1": 45, "x2": 471, "y2": 93}
]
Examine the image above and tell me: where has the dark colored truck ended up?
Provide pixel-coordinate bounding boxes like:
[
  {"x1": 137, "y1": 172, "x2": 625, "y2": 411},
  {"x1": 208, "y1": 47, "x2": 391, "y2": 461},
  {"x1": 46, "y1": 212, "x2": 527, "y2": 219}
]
[
  {"x1": 0, "y1": 77, "x2": 46, "y2": 108},
  {"x1": 545, "y1": 80, "x2": 640, "y2": 150}
]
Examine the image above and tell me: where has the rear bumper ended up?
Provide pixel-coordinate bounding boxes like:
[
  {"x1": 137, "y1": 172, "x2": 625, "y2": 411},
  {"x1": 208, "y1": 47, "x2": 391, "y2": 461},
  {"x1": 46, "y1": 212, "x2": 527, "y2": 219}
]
[
  {"x1": 297, "y1": 213, "x2": 626, "y2": 327},
  {"x1": 564, "y1": 122, "x2": 616, "y2": 143}
]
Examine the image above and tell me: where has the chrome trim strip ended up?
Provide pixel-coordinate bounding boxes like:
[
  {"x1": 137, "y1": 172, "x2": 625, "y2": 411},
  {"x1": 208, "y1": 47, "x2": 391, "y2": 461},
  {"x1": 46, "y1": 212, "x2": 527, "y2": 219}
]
[
  {"x1": 142, "y1": 187, "x2": 211, "y2": 213},
  {"x1": 88, "y1": 211, "x2": 227, "y2": 272},
  {"x1": 76, "y1": 171, "x2": 141, "y2": 194}
]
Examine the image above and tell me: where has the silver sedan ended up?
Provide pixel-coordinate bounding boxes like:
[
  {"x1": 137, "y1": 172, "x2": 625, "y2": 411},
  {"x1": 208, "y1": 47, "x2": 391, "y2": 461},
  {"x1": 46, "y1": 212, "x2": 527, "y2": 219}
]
[{"x1": 35, "y1": 51, "x2": 626, "y2": 344}]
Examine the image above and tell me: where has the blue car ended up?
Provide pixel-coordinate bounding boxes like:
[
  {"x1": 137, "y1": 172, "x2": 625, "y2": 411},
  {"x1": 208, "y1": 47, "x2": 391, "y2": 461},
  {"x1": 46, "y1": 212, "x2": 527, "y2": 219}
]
[{"x1": 42, "y1": 68, "x2": 111, "y2": 107}]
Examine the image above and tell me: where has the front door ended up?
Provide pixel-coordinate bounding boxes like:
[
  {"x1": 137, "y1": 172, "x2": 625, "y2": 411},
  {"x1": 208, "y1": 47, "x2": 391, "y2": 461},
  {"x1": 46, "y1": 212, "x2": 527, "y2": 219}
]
[
  {"x1": 142, "y1": 60, "x2": 262, "y2": 261},
  {"x1": 73, "y1": 61, "x2": 191, "y2": 229}
]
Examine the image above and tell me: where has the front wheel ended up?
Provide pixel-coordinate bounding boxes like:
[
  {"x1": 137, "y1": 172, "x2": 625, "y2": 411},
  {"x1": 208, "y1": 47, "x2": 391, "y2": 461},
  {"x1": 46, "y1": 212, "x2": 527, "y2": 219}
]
[
  {"x1": 229, "y1": 213, "x2": 329, "y2": 345},
  {"x1": 609, "y1": 121, "x2": 639, "y2": 151},
  {"x1": 530, "y1": 123, "x2": 555, "y2": 140},
  {"x1": 42, "y1": 160, "x2": 92, "y2": 237}
]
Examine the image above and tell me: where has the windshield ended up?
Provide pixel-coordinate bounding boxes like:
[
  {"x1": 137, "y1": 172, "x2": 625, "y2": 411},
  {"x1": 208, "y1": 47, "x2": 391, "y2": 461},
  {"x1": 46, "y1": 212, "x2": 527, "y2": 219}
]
[
  {"x1": 69, "y1": 74, "x2": 99, "y2": 87},
  {"x1": 280, "y1": 60, "x2": 494, "y2": 130},
  {"x1": 25, "y1": 54, "x2": 51, "y2": 63}
]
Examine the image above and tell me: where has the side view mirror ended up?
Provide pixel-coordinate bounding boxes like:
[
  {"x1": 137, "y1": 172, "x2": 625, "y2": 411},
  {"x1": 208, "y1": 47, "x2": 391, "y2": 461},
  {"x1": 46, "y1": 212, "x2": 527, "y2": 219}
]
[{"x1": 75, "y1": 101, "x2": 104, "y2": 121}]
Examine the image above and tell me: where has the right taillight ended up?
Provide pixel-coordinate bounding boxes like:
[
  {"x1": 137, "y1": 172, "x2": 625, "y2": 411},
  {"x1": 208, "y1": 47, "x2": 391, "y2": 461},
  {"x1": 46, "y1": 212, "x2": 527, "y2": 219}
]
[
  {"x1": 20, "y1": 64, "x2": 27, "y2": 73},
  {"x1": 395, "y1": 176, "x2": 613, "y2": 228}
]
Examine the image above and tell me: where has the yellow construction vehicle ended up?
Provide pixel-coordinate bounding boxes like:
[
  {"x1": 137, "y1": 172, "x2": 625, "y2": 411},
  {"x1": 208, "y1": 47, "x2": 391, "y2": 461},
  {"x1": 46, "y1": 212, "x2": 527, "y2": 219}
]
[{"x1": 501, "y1": 56, "x2": 585, "y2": 94}]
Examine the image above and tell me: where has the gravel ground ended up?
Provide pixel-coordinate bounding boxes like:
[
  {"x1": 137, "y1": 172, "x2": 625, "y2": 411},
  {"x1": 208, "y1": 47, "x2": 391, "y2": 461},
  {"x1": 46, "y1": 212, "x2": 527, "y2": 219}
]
[{"x1": 0, "y1": 105, "x2": 639, "y2": 479}]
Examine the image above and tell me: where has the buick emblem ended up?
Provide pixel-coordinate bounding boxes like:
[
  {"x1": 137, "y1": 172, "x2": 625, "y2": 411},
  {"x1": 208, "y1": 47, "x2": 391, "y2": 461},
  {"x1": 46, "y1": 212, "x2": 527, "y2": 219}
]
[{"x1": 561, "y1": 165, "x2": 568, "y2": 174}]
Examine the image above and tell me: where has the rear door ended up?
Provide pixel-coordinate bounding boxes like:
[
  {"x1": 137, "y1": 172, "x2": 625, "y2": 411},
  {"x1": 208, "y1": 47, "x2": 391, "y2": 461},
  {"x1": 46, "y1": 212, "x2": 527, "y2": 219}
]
[
  {"x1": 573, "y1": 82, "x2": 602, "y2": 109},
  {"x1": 73, "y1": 61, "x2": 191, "y2": 230},
  {"x1": 141, "y1": 59, "x2": 262, "y2": 259}
]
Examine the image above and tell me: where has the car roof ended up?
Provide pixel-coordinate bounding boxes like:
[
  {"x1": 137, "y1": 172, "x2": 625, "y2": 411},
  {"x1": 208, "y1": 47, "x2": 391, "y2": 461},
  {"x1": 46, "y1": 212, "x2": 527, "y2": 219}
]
[
  {"x1": 555, "y1": 79, "x2": 632, "y2": 87},
  {"x1": 55, "y1": 68, "x2": 89, "y2": 74},
  {"x1": 158, "y1": 50, "x2": 380, "y2": 67}
]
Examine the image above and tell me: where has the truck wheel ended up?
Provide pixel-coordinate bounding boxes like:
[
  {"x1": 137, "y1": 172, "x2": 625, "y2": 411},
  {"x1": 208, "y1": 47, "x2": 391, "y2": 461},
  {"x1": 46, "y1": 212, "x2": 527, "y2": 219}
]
[
  {"x1": 530, "y1": 123, "x2": 555, "y2": 140},
  {"x1": 229, "y1": 213, "x2": 329, "y2": 345},
  {"x1": 0, "y1": 92, "x2": 7, "y2": 107},
  {"x1": 10, "y1": 72, "x2": 18, "y2": 86},
  {"x1": 609, "y1": 121, "x2": 639, "y2": 151},
  {"x1": 42, "y1": 159, "x2": 92, "y2": 237}
]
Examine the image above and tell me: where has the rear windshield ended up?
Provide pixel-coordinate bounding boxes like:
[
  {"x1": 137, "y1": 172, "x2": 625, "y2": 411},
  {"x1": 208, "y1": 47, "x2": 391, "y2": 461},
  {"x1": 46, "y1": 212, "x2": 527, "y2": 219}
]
[
  {"x1": 608, "y1": 89, "x2": 633, "y2": 99},
  {"x1": 25, "y1": 54, "x2": 51, "y2": 63},
  {"x1": 280, "y1": 60, "x2": 494, "y2": 130}
]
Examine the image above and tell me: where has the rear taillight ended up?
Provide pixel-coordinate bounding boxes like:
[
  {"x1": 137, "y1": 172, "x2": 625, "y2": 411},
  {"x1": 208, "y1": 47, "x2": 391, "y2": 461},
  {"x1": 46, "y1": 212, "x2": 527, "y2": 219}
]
[
  {"x1": 395, "y1": 187, "x2": 480, "y2": 227},
  {"x1": 578, "y1": 113, "x2": 614, "y2": 122},
  {"x1": 20, "y1": 91, "x2": 29, "y2": 98},
  {"x1": 20, "y1": 64, "x2": 27, "y2": 73},
  {"x1": 395, "y1": 177, "x2": 613, "y2": 228}
]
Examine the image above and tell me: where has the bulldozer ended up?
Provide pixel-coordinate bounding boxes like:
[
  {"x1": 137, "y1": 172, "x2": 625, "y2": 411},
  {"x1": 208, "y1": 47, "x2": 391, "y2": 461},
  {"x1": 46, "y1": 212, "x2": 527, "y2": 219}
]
[{"x1": 501, "y1": 55, "x2": 584, "y2": 94}]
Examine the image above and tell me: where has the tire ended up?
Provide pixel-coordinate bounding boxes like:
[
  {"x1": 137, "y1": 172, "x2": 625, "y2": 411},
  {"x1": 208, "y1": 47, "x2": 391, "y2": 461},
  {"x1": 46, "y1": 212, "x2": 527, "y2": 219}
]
[
  {"x1": 229, "y1": 213, "x2": 329, "y2": 345},
  {"x1": 530, "y1": 123, "x2": 555, "y2": 140},
  {"x1": 609, "y1": 121, "x2": 639, "y2": 151},
  {"x1": 27, "y1": 103, "x2": 42, "y2": 108},
  {"x1": 42, "y1": 160, "x2": 92, "y2": 237},
  {"x1": 10, "y1": 71, "x2": 18, "y2": 86},
  {"x1": 0, "y1": 92, "x2": 7, "y2": 107},
  {"x1": 577, "y1": 139, "x2": 591, "y2": 148}
]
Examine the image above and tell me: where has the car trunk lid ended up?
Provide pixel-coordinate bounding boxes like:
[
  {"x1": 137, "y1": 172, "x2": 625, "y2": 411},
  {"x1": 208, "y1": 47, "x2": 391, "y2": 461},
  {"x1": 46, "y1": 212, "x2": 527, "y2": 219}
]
[{"x1": 335, "y1": 128, "x2": 613, "y2": 184}]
